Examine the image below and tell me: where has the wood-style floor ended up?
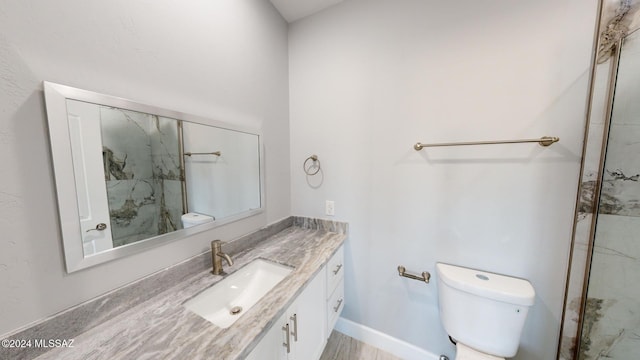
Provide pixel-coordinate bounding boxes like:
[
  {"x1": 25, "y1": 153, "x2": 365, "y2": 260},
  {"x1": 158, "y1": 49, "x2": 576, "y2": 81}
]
[{"x1": 320, "y1": 331, "x2": 402, "y2": 360}]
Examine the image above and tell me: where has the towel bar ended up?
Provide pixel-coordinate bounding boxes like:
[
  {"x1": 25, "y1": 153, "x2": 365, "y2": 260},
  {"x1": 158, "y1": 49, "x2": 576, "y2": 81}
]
[{"x1": 414, "y1": 136, "x2": 559, "y2": 150}]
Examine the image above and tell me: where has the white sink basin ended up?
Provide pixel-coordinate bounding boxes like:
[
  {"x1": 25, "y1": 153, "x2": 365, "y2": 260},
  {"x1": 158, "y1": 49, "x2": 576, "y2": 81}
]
[{"x1": 184, "y1": 258, "x2": 293, "y2": 328}]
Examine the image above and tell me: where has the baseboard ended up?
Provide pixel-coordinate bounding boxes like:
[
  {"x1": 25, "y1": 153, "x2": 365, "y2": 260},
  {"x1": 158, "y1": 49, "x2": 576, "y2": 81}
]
[{"x1": 334, "y1": 317, "x2": 442, "y2": 360}]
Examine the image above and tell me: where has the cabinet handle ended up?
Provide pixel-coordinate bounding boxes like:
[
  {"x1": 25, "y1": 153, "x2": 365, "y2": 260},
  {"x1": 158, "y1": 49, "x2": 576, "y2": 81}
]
[
  {"x1": 333, "y1": 298, "x2": 344, "y2": 312},
  {"x1": 282, "y1": 323, "x2": 290, "y2": 353},
  {"x1": 290, "y1": 313, "x2": 298, "y2": 342},
  {"x1": 333, "y1": 264, "x2": 343, "y2": 275}
]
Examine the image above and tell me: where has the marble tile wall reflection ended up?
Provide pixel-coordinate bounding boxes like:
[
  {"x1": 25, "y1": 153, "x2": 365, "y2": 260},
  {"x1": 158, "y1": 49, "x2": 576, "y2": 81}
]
[{"x1": 100, "y1": 107, "x2": 182, "y2": 247}]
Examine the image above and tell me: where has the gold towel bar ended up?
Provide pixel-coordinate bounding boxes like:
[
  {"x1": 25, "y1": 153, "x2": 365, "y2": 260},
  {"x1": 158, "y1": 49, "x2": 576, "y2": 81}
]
[
  {"x1": 398, "y1": 265, "x2": 430, "y2": 284},
  {"x1": 414, "y1": 136, "x2": 559, "y2": 150}
]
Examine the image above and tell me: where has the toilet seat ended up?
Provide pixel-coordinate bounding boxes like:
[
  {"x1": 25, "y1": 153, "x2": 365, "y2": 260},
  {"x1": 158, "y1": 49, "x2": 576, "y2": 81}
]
[{"x1": 455, "y1": 343, "x2": 504, "y2": 360}]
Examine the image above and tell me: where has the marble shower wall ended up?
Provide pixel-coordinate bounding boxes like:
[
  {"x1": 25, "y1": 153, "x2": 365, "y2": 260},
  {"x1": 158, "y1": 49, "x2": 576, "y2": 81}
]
[
  {"x1": 558, "y1": 48, "x2": 612, "y2": 360},
  {"x1": 597, "y1": 0, "x2": 640, "y2": 63},
  {"x1": 580, "y1": 215, "x2": 640, "y2": 359},
  {"x1": 560, "y1": 1, "x2": 640, "y2": 358},
  {"x1": 152, "y1": 117, "x2": 182, "y2": 237},
  {"x1": 599, "y1": 38, "x2": 640, "y2": 218},
  {"x1": 578, "y1": 28, "x2": 640, "y2": 360},
  {"x1": 100, "y1": 107, "x2": 183, "y2": 247},
  {"x1": 561, "y1": 10, "x2": 640, "y2": 359}
]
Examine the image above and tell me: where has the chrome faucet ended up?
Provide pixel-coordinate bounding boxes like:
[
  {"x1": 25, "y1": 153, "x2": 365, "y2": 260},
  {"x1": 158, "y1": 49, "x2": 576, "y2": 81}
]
[{"x1": 211, "y1": 240, "x2": 234, "y2": 275}]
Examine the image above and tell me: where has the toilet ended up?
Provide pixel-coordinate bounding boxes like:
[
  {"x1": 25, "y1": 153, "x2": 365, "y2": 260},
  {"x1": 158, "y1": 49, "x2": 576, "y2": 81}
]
[
  {"x1": 181, "y1": 212, "x2": 214, "y2": 228},
  {"x1": 435, "y1": 263, "x2": 535, "y2": 360}
]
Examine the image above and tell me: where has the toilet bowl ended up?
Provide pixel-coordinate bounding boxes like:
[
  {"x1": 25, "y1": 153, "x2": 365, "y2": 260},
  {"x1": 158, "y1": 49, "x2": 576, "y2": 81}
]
[
  {"x1": 435, "y1": 263, "x2": 535, "y2": 360},
  {"x1": 181, "y1": 212, "x2": 214, "y2": 228}
]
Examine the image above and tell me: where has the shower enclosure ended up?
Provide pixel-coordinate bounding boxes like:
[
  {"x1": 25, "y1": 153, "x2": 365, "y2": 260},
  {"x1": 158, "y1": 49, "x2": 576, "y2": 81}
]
[{"x1": 574, "y1": 26, "x2": 640, "y2": 360}]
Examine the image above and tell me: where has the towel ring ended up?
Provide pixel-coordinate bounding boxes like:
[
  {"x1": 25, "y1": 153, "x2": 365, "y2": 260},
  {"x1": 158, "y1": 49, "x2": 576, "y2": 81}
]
[{"x1": 303, "y1": 155, "x2": 321, "y2": 176}]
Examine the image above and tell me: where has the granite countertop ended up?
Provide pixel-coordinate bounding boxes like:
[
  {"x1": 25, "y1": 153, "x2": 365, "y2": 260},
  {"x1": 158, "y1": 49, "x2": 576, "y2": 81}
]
[{"x1": 33, "y1": 224, "x2": 346, "y2": 360}]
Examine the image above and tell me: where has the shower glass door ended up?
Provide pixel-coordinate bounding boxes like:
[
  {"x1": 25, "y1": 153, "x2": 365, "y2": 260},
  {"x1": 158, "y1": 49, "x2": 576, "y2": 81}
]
[{"x1": 579, "y1": 29, "x2": 640, "y2": 359}]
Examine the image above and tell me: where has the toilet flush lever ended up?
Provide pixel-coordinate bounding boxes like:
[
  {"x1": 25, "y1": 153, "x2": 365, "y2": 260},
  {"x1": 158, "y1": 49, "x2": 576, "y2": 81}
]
[
  {"x1": 397, "y1": 265, "x2": 430, "y2": 284},
  {"x1": 86, "y1": 223, "x2": 107, "y2": 232}
]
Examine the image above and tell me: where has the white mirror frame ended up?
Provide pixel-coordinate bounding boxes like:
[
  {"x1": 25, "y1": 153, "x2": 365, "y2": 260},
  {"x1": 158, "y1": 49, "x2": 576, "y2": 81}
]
[{"x1": 44, "y1": 81, "x2": 265, "y2": 272}]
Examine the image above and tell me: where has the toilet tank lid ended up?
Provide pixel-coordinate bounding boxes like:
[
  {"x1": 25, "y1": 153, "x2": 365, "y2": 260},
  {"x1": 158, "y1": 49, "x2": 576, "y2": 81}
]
[
  {"x1": 436, "y1": 263, "x2": 535, "y2": 306},
  {"x1": 181, "y1": 212, "x2": 214, "y2": 223}
]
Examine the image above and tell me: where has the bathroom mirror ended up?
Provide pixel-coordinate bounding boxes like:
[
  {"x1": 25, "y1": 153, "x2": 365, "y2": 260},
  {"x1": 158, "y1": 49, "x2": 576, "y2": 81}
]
[{"x1": 44, "y1": 82, "x2": 264, "y2": 272}]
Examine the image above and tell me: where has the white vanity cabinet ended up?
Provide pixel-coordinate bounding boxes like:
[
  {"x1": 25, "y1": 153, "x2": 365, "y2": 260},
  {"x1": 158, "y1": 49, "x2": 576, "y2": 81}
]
[
  {"x1": 246, "y1": 265, "x2": 326, "y2": 360},
  {"x1": 246, "y1": 245, "x2": 345, "y2": 360}
]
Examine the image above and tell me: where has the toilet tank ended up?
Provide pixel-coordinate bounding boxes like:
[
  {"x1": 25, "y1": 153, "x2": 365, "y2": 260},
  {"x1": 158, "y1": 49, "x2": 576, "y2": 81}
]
[
  {"x1": 435, "y1": 263, "x2": 535, "y2": 358},
  {"x1": 181, "y1": 212, "x2": 214, "y2": 228}
]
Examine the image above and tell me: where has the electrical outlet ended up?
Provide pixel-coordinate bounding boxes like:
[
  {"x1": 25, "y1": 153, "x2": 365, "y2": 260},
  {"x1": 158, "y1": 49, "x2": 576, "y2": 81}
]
[{"x1": 325, "y1": 200, "x2": 335, "y2": 216}]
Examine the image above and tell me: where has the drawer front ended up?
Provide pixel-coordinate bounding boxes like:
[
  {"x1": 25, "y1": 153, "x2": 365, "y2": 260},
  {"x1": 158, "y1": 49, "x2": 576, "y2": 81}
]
[
  {"x1": 326, "y1": 246, "x2": 344, "y2": 297},
  {"x1": 327, "y1": 278, "x2": 344, "y2": 334}
]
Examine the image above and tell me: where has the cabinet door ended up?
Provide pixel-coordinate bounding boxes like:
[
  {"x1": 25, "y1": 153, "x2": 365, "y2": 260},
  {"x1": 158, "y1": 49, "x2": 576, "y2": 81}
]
[
  {"x1": 245, "y1": 268, "x2": 328, "y2": 360},
  {"x1": 293, "y1": 268, "x2": 327, "y2": 360},
  {"x1": 246, "y1": 312, "x2": 289, "y2": 360}
]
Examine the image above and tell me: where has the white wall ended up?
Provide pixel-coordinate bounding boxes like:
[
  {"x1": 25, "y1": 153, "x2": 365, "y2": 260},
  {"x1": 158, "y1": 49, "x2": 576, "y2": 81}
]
[
  {"x1": 183, "y1": 122, "x2": 261, "y2": 219},
  {"x1": 289, "y1": 0, "x2": 598, "y2": 358},
  {"x1": 0, "y1": 0, "x2": 289, "y2": 337}
]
